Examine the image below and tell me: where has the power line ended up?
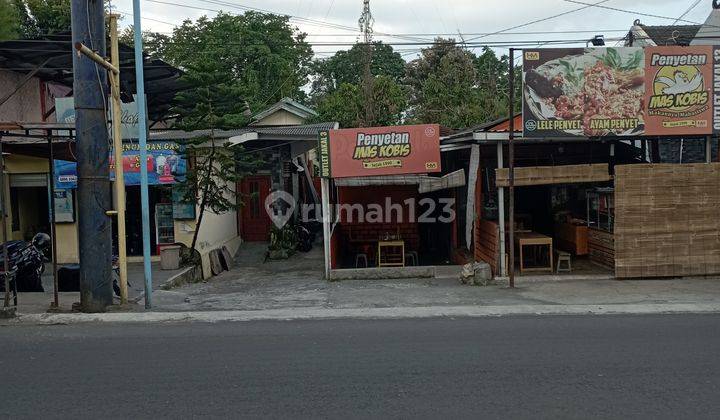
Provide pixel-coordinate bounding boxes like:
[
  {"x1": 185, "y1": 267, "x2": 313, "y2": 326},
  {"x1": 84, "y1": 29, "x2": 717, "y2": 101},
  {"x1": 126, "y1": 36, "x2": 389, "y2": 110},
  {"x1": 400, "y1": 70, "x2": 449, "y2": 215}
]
[
  {"x1": 563, "y1": 0, "x2": 718, "y2": 28},
  {"x1": 147, "y1": 0, "x2": 434, "y2": 42},
  {"x1": 465, "y1": 0, "x2": 611, "y2": 42},
  {"x1": 672, "y1": 0, "x2": 703, "y2": 26}
]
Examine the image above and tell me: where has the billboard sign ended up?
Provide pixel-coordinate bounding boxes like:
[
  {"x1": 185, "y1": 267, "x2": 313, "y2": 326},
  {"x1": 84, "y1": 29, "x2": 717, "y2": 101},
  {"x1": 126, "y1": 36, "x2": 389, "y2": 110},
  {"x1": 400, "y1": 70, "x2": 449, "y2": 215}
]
[
  {"x1": 522, "y1": 46, "x2": 715, "y2": 137},
  {"x1": 645, "y1": 46, "x2": 712, "y2": 135},
  {"x1": 326, "y1": 124, "x2": 441, "y2": 178}
]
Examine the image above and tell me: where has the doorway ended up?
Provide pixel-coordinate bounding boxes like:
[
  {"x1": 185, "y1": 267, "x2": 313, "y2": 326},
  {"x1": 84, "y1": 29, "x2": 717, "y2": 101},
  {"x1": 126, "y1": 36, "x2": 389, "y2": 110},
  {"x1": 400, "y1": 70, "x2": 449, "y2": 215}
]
[
  {"x1": 123, "y1": 186, "x2": 173, "y2": 255},
  {"x1": 240, "y1": 175, "x2": 272, "y2": 242}
]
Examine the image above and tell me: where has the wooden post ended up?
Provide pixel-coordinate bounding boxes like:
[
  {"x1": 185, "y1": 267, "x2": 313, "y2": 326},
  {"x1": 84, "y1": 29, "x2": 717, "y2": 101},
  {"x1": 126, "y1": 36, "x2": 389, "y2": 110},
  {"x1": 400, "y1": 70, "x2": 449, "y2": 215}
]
[{"x1": 109, "y1": 14, "x2": 128, "y2": 304}]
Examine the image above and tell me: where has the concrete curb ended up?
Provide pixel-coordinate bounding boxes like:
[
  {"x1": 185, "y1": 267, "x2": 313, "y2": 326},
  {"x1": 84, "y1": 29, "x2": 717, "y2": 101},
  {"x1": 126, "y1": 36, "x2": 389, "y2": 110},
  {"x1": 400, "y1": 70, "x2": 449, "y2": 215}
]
[{"x1": 5, "y1": 303, "x2": 720, "y2": 325}]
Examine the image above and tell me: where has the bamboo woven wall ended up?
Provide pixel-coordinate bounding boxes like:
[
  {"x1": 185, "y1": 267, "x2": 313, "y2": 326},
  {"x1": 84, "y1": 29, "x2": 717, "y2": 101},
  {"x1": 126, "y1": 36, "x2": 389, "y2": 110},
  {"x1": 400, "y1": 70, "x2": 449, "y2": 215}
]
[
  {"x1": 495, "y1": 164, "x2": 610, "y2": 187},
  {"x1": 614, "y1": 163, "x2": 720, "y2": 278}
]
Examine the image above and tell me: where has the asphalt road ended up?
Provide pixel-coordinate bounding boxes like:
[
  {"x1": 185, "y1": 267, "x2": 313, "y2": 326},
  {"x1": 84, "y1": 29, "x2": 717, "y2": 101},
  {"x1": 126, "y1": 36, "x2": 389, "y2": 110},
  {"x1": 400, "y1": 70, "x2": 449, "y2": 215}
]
[{"x1": 2, "y1": 315, "x2": 720, "y2": 419}]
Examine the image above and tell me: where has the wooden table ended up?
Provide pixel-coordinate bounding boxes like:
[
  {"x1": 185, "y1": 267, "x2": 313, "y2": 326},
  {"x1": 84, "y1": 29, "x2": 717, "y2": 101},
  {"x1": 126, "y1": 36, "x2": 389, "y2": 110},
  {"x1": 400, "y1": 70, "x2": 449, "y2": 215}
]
[
  {"x1": 514, "y1": 232, "x2": 553, "y2": 273},
  {"x1": 377, "y1": 240, "x2": 405, "y2": 267}
]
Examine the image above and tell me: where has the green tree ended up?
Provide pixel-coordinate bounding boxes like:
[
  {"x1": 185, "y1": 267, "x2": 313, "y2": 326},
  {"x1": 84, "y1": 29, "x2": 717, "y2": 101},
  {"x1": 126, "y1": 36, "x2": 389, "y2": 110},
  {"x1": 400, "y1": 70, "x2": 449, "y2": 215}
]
[
  {"x1": 13, "y1": 0, "x2": 71, "y2": 38},
  {"x1": 309, "y1": 42, "x2": 407, "y2": 128},
  {"x1": 309, "y1": 42, "x2": 406, "y2": 101},
  {"x1": 405, "y1": 40, "x2": 519, "y2": 129},
  {"x1": 405, "y1": 39, "x2": 482, "y2": 129},
  {"x1": 0, "y1": 1, "x2": 20, "y2": 41},
  {"x1": 312, "y1": 75, "x2": 406, "y2": 128},
  {"x1": 118, "y1": 25, "x2": 171, "y2": 59},
  {"x1": 158, "y1": 12, "x2": 312, "y2": 114},
  {"x1": 172, "y1": 60, "x2": 262, "y2": 254}
]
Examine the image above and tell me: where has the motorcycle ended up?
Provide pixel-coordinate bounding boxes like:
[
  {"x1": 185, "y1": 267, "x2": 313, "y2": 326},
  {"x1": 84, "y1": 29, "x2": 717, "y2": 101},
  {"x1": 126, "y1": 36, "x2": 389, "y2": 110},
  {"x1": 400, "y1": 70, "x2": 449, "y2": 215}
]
[
  {"x1": 296, "y1": 220, "x2": 322, "y2": 253},
  {"x1": 0, "y1": 233, "x2": 50, "y2": 293}
]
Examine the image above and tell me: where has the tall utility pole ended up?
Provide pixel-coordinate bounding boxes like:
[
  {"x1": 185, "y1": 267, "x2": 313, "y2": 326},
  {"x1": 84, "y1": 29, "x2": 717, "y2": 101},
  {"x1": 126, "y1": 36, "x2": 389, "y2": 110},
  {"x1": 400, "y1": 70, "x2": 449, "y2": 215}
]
[
  {"x1": 508, "y1": 48, "x2": 516, "y2": 289},
  {"x1": 359, "y1": 0, "x2": 374, "y2": 126},
  {"x1": 70, "y1": 0, "x2": 113, "y2": 311},
  {"x1": 132, "y1": 0, "x2": 154, "y2": 309}
]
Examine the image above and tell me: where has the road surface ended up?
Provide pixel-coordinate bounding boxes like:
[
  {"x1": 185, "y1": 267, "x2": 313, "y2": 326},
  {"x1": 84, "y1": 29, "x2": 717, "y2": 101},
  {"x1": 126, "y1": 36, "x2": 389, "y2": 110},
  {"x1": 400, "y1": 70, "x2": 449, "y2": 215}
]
[{"x1": 2, "y1": 314, "x2": 720, "y2": 419}]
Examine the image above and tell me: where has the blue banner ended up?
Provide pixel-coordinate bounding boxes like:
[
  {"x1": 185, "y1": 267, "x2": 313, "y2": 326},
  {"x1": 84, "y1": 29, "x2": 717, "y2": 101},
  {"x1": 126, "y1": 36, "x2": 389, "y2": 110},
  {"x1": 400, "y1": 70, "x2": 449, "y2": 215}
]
[{"x1": 54, "y1": 141, "x2": 187, "y2": 189}]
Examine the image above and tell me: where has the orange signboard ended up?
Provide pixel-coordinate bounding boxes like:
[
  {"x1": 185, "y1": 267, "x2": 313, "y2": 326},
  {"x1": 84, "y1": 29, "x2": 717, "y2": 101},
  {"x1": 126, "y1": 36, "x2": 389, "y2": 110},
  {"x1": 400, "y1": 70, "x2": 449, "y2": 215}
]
[
  {"x1": 644, "y1": 46, "x2": 712, "y2": 136},
  {"x1": 326, "y1": 124, "x2": 441, "y2": 178}
]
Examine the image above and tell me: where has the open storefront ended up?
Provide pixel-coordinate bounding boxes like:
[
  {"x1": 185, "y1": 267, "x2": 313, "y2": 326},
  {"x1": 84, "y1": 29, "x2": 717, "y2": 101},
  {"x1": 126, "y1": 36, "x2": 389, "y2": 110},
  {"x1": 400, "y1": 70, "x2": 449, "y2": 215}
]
[{"x1": 317, "y1": 124, "x2": 469, "y2": 278}]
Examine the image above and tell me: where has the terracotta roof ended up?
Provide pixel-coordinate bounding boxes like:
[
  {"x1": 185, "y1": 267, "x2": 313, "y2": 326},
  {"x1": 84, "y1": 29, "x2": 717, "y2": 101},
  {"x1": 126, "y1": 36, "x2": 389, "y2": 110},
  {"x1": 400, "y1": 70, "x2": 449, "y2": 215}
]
[{"x1": 487, "y1": 114, "x2": 522, "y2": 132}]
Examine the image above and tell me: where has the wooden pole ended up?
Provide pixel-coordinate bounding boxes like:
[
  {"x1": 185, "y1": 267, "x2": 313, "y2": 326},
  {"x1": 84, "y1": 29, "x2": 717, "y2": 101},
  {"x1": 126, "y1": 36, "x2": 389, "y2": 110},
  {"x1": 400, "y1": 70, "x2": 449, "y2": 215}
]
[
  {"x1": 108, "y1": 14, "x2": 128, "y2": 304},
  {"x1": 508, "y1": 48, "x2": 516, "y2": 288}
]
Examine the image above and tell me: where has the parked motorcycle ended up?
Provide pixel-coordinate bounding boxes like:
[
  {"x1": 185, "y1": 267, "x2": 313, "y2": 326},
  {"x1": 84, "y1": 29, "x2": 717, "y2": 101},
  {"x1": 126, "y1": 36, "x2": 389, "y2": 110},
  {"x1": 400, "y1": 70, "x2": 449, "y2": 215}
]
[
  {"x1": 296, "y1": 220, "x2": 321, "y2": 252},
  {"x1": 0, "y1": 233, "x2": 50, "y2": 293}
]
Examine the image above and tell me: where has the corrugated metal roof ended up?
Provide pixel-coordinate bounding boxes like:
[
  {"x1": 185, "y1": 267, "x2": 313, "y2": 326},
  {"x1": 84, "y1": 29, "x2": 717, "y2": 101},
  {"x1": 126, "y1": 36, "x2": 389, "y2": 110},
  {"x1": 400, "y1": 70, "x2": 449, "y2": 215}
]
[
  {"x1": 0, "y1": 33, "x2": 188, "y2": 121},
  {"x1": 150, "y1": 122, "x2": 337, "y2": 141}
]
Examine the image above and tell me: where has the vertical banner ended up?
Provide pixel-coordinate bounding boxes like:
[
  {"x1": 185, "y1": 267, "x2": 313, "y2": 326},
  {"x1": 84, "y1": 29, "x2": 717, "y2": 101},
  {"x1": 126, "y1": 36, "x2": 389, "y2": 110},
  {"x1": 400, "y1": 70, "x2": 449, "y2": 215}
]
[
  {"x1": 714, "y1": 46, "x2": 720, "y2": 133},
  {"x1": 317, "y1": 130, "x2": 332, "y2": 178},
  {"x1": 644, "y1": 46, "x2": 712, "y2": 136}
]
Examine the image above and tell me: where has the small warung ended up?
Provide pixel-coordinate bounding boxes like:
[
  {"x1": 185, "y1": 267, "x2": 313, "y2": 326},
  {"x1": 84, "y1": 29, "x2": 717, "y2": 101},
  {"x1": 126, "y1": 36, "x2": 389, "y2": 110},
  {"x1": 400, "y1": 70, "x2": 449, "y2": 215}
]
[
  {"x1": 443, "y1": 112, "x2": 719, "y2": 280},
  {"x1": 315, "y1": 124, "x2": 474, "y2": 280}
]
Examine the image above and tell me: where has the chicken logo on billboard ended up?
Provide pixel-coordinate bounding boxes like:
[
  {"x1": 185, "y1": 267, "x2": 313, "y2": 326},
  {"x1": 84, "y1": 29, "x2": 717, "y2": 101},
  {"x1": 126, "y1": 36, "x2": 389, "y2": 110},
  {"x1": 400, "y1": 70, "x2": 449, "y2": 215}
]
[{"x1": 645, "y1": 47, "x2": 711, "y2": 135}]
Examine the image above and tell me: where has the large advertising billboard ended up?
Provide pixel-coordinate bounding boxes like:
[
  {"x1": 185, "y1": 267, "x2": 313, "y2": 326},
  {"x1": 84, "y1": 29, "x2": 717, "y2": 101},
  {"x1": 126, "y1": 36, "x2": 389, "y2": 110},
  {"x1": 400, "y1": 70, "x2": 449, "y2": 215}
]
[
  {"x1": 322, "y1": 124, "x2": 441, "y2": 178},
  {"x1": 522, "y1": 46, "x2": 715, "y2": 138}
]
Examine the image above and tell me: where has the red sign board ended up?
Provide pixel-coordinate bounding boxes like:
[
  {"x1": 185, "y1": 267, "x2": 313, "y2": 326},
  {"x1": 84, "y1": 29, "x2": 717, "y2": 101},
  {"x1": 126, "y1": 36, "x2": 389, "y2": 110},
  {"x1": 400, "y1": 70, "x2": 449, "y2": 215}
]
[{"x1": 326, "y1": 124, "x2": 441, "y2": 178}]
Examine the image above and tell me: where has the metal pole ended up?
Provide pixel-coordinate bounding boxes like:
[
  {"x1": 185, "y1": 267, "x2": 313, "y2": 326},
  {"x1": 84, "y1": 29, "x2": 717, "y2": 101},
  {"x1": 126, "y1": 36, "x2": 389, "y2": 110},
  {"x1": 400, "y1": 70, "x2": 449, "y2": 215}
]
[
  {"x1": 320, "y1": 178, "x2": 331, "y2": 281},
  {"x1": 109, "y1": 14, "x2": 128, "y2": 305},
  {"x1": 508, "y1": 48, "x2": 516, "y2": 288},
  {"x1": 0, "y1": 136, "x2": 10, "y2": 307},
  {"x1": 71, "y1": 0, "x2": 113, "y2": 312},
  {"x1": 132, "y1": 0, "x2": 153, "y2": 308},
  {"x1": 496, "y1": 142, "x2": 507, "y2": 277},
  {"x1": 47, "y1": 131, "x2": 59, "y2": 308}
]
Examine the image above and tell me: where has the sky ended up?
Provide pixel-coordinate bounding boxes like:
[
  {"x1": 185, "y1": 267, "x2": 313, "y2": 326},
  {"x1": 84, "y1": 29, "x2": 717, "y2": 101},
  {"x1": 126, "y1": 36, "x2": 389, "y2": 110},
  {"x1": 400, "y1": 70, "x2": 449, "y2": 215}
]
[{"x1": 108, "y1": 0, "x2": 714, "y2": 59}]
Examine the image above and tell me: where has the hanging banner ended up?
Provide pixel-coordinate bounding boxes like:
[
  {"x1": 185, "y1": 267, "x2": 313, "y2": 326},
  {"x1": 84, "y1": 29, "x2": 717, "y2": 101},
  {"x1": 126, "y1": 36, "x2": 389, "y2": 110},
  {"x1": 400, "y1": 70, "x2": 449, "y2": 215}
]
[
  {"x1": 326, "y1": 124, "x2": 441, "y2": 178},
  {"x1": 53, "y1": 141, "x2": 186, "y2": 189},
  {"x1": 522, "y1": 46, "x2": 714, "y2": 138},
  {"x1": 55, "y1": 96, "x2": 140, "y2": 139}
]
